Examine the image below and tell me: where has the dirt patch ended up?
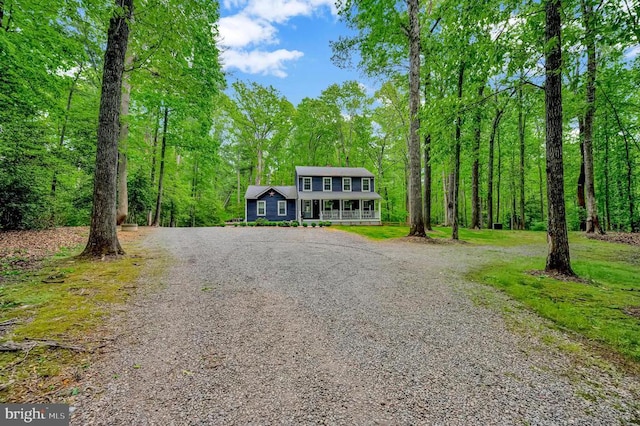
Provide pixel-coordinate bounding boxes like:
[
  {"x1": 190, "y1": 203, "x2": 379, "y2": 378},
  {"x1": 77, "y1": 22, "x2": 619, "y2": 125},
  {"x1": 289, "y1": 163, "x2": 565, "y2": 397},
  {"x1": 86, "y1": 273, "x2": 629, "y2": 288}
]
[
  {"x1": 623, "y1": 306, "x2": 640, "y2": 320},
  {"x1": 0, "y1": 227, "x2": 150, "y2": 281},
  {"x1": 401, "y1": 235, "x2": 465, "y2": 245},
  {"x1": 586, "y1": 232, "x2": 640, "y2": 246},
  {"x1": 527, "y1": 270, "x2": 590, "y2": 284}
]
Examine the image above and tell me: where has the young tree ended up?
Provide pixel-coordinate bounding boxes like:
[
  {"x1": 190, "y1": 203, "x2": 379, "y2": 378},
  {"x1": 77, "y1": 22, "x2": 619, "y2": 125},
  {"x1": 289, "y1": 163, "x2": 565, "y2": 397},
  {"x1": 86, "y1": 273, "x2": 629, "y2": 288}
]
[
  {"x1": 544, "y1": 0, "x2": 574, "y2": 275},
  {"x1": 81, "y1": 0, "x2": 133, "y2": 257}
]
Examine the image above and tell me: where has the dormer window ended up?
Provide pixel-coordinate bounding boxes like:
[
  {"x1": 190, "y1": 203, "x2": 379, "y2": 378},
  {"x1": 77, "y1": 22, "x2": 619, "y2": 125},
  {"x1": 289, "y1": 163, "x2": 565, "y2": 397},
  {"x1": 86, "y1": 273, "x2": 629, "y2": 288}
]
[
  {"x1": 323, "y1": 177, "x2": 332, "y2": 191},
  {"x1": 342, "y1": 177, "x2": 352, "y2": 192},
  {"x1": 362, "y1": 178, "x2": 371, "y2": 192},
  {"x1": 302, "y1": 177, "x2": 312, "y2": 191}
]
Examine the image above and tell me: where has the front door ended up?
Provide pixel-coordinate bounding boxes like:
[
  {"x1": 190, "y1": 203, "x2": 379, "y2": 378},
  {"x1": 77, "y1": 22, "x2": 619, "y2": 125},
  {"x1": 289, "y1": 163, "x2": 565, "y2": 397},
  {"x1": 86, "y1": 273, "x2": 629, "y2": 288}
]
[{"x1": 312, "y1": 200, "x2": 320, "y2": 219}]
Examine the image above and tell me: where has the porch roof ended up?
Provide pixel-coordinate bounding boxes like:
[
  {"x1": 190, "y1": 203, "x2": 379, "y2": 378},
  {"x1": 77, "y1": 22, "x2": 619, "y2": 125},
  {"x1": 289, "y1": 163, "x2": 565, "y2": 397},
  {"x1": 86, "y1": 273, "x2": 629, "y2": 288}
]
[{"x1": 298, "y1": 192, "x2": 382, "y2": 201}]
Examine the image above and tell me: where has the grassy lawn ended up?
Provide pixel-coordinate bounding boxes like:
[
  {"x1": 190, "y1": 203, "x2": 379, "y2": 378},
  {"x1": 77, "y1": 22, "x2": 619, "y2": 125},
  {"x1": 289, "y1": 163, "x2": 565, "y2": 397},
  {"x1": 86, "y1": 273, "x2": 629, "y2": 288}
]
[
  {"x1": 335, "y1": 225, "x2": 640, "y2": 364},
  {"x1": 0, "y1": 235, "x2": 162, "y2": 402}
]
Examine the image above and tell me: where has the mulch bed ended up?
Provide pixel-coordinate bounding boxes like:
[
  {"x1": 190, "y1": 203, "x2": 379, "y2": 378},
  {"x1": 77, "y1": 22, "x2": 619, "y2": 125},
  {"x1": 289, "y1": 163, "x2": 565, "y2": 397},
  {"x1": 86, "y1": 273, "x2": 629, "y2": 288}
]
[{"x1": 586, "y1": 232, "x2": 640, "y2": 246}]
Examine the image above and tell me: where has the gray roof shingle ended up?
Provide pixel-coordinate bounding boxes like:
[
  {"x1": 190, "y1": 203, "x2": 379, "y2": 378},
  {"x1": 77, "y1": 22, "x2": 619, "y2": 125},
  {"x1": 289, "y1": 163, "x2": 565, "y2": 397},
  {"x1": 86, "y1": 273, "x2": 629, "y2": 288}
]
[
  {"x1": 244, "y1": 185, "x2": 297, "y2": 199},
  {"x1": 295, "y1": 166, "x2": 375, "y2": 178}
]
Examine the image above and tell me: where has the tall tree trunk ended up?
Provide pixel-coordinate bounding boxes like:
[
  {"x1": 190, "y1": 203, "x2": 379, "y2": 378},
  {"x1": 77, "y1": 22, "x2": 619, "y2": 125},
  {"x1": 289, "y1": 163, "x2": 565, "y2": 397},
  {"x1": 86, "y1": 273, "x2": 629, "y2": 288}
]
[
  {"x1": 407, "y1": 0, "x2": 425, "y2": 236},
  {"x1": 538, "y1": 141, "x2": 545, "y2": 224},
  {"x1": 487, "y1": 107, "x2": 504, "y2": 228},
  {"x1": 582, "y1": 0, "x2": 603, "y2": 234},
  {"x1": 147, "y1": 108, "x2": 161, "y2": 225},
  {"x1": 152, "y1": 107, "x2": 169, "y2": 227},
  {"x1": 497, "y1": 128, "x2": 502, "y2": 223},
  {"x1": 255, "y1": 148, "x2": 263, "y2": 185},
  {"x1": 577, "y1": 129, "x2": 586, "y2": 231},
  {"x1": 80, "y1": 0, "x2": 132, "y2": 258},
  {"x1": 423, "y1": 137, "x2": 432, "y2": 230},
  {"x1": 452, "y1": 62, "x2": 465, "y2": 240},
  {"x1": 116, "y1": 53, "x2": 134, "y2": 225},
  {"x1": 471, "y1": 84, "x2": 484, "y2": 229},
  {"x1": 423, "y1": 67, "x2": 433, "y2": 231},
  {"x1": 545, "y1": 0, "x2": 574, "y2": 275},
  {"x1": 624, "y1": 132, "x2": 636, "y2": 232},
  {"x1": 518, "y1": 84, "x2": 526, "y2": 230},
  {"x1": 603, "y1": 116, "x2": 611, "y2": 231}
]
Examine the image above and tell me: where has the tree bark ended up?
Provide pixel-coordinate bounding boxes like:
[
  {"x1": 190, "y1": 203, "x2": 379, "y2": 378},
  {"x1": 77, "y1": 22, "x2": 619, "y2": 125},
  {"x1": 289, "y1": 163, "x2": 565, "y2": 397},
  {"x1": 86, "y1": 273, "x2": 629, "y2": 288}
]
[
  {"x1": 423, "y1": 67, "x2": 432, "y2": 231},
  {"x1": 577, "y1": 129, "x2": 586, "y2": 231},
  {"x1": 518, "y1": 84, "x2": 526, "y2": 230},
  {"x1": 471, "y1": 85, "x2": 484, "y2": 229},
  {"x1": 544, "y1": 0, "x2": 574, "y2": 275},
  {"x1": 116, "y1": 53, "x2": 134, "y2": 225},
  {"x1": 406, "y1": 0, "x2": 425, "y2": 237},
  {"x1": 452, "y1": 62, "x2": 465, "y2": 240},
  {"x1": 487, "y1": 106, "x2": 504, "y2": 228},
  {"x1": 80, "y1": 0, "x2": 132, "y2": 258},
  {"x1": 152, "y1": 107, "x2": 169, "y2": 227},
  {"x1": 624, "y1": 130, "x2": 637, "y2": 232},
  {"x1": 582, "y1": 0, "x2": 603, "y2": 234},
  {"x1": 423, "y1": 137, "x2": 432, "y2": 230}
]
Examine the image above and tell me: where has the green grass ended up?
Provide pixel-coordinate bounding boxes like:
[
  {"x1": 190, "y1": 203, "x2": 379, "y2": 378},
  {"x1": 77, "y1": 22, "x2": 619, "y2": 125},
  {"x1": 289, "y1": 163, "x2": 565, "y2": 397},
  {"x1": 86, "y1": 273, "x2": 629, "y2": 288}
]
[
  {"x1": 0, "y1": 237, "x2": 163, "y2": 402},
  {"x1": 335, "y1": 224, "x2": 640, "y2": 365},
  {"x1": 333, "y1": 224, "x2": 547, "y2": 246}
]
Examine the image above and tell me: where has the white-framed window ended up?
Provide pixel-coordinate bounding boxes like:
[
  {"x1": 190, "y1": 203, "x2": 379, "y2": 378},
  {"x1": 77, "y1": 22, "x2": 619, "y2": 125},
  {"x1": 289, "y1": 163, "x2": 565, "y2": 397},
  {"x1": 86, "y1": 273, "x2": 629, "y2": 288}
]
[
  {"x1": 362, "y1": 178, "x2": 371, "y2": 192},
  {"x1": 323, "y1": 177, "x2": 332, "y2": 192},
  {"x1": 257, "y1": 200, "x2": 266, "y2": 216},
  {"x1": 302, "y1": 177, "x2": 312, "y2": 191},
  {"x1": 278, "y1": 200, "x2": 287, "y2": 216},
  {"x1": 342, "y1": 177, "x2": 352, "y2": 192}
]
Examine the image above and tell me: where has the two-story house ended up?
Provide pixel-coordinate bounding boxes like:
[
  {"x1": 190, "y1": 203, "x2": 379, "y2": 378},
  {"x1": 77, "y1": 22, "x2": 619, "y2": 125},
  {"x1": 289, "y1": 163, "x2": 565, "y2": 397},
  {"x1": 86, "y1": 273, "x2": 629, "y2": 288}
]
[{"x1": 244, "y1": 166, "x2": 382, "y2": 225}]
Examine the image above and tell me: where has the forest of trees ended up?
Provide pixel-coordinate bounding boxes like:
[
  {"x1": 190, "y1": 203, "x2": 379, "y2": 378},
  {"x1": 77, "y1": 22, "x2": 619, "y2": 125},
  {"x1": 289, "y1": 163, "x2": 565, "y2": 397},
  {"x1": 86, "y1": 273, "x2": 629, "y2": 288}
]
[{"x1": 1, "y1": 0, "x2": 638, "y2": 241}]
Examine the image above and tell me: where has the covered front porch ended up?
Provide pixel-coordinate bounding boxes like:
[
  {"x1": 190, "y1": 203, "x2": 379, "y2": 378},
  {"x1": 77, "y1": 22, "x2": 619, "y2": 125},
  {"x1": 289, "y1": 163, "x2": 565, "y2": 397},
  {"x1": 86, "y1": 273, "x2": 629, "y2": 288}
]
[{"x1": 298, "y1": 193, "x2": 382, "y2": 225}]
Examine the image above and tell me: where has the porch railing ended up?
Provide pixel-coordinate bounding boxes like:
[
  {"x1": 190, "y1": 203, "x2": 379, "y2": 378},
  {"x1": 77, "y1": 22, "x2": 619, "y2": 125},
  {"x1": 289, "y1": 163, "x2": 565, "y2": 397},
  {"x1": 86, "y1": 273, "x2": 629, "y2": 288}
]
[{"x1": 319, "y1": 210, "x2": 379, "y2": 220}]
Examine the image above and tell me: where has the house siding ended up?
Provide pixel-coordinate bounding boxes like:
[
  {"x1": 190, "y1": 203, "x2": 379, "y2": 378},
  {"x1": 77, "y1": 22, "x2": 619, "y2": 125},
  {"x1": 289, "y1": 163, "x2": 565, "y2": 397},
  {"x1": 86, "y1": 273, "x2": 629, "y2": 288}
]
[
  {"x1": 246, "y1": 192, "x2": 296, "y2": 222},
  {"x1": 296, "y1": 174, "x2": 375, "y2": 193}
]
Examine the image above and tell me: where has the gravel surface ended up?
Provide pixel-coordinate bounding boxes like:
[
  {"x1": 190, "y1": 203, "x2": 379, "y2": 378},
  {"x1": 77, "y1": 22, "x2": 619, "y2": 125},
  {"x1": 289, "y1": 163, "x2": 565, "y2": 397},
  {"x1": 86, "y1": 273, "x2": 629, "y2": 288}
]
[{"x1": 71, "y1": 227, "x2": 639, "y2": 425}]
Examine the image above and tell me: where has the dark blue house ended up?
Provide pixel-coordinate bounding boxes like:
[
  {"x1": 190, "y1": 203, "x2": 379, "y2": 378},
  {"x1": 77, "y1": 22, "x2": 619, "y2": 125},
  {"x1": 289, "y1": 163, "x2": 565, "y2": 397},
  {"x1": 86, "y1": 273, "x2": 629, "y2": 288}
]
[
  {"x1": 244, "y1": 166, "x2": 382, "y2": 225},
  {"x1": 244, "y1": 186, "x2": 297, "y2": 222}
]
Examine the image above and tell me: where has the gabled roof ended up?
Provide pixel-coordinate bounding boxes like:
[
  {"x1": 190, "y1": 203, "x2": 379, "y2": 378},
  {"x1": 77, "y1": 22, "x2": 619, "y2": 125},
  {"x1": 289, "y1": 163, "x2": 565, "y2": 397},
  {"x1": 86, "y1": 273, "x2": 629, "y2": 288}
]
[
  {"x1": 244, "y1": 185, "x2": 297, "y2": 200},
  {"x1": 295, "y1": 166, "x2": 375, "y2": 178}
]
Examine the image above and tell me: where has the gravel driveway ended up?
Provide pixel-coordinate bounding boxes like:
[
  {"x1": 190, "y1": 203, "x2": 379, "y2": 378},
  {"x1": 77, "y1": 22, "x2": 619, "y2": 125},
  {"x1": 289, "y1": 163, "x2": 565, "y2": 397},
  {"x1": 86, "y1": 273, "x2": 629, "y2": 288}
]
[{"x1": 72, "y1": 227, "x2": 639, "y2": 425}]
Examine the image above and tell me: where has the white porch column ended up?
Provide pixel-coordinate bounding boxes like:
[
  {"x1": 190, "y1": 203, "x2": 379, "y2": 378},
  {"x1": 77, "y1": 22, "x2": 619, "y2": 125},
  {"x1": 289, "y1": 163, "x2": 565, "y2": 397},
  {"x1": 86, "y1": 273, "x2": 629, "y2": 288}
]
[
  {"x1": 339, "y1": 200, "x2": 343, "y2": 220},
  {"x1": 359, "y1": 200, "x2": 362, "y2": 219}
]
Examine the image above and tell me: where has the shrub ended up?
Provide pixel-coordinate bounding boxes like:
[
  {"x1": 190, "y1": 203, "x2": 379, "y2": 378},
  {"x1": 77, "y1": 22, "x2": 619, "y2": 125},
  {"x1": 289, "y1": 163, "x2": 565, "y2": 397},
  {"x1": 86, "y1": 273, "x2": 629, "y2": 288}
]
[
  {"x1": 292, "y1": 221, "x2": 299, "y2": 227},
  {"x1": 256, "y1": 218, "x2": 268, "y2": 226},
  {"x1": 325, "y1": 221, "x2": 332, "y2": 227},
  {"x1": 303, "y1": 223, "x2": 308, "y2": 227},
  {"x1": 311, "y1": 222, "x2": 317, "y2": 228},
  {"x1": 530, "y1": 221, "x2": 546, "y2": 231},
  {"x1": 239, "y1": 222, "x2": 246, "y2": 227}
]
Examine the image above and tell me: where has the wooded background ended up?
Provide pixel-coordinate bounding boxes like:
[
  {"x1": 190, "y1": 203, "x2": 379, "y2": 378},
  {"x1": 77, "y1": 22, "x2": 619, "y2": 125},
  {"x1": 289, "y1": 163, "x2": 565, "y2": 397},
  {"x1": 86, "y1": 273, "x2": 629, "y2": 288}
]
[{"x1": 1, "y1": 0, "x2": 638, "y2": 233}]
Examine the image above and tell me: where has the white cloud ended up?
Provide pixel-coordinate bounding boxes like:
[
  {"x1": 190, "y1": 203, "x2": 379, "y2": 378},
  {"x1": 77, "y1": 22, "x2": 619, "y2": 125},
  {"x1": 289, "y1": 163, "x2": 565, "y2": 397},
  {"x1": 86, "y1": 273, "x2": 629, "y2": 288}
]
[
  {"x1": 222, "y1": 0, "x2": 248, "y2": 9},
  {"x1": 221, "y1": 49, "x2": 304, "y2": 78},
  {"x1": 219, "y1": 0, "x2": 336, "y2": 77},
  {"x1": 218, "y1": 14, "x2": 277, "y2": 48},
  {"x1": 625, "y1": 44, "x2": 640, "y2": 60},
  {"x1": 245, "y1": 0, "x2": 337, "y2": 23}
]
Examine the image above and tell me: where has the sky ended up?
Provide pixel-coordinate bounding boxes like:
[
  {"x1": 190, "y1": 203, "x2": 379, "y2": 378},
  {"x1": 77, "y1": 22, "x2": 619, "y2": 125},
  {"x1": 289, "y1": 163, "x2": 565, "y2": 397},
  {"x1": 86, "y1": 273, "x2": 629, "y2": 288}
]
[{"x1": 217, "y1": 0, "x2": 372, "y2": 106}]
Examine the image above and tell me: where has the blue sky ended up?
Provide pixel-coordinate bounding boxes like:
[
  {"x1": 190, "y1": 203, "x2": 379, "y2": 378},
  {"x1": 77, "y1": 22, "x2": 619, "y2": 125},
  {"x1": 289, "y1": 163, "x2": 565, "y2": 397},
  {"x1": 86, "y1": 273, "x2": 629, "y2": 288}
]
[{"x1": 217, "y1": 0, "x2": 371, "y2": 106}]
